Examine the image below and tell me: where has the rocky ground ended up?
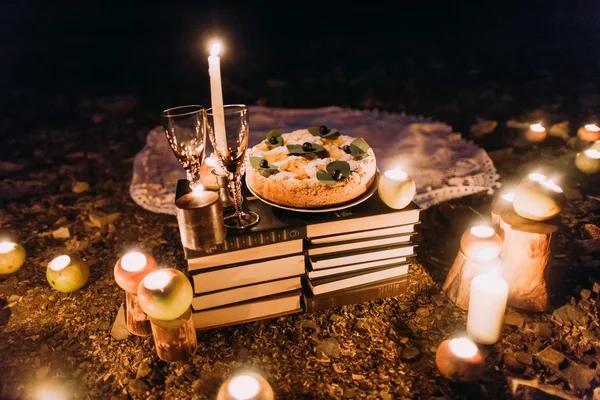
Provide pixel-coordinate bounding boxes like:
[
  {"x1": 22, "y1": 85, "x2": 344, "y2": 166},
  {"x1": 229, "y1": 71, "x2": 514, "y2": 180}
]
[{"x1": 0, "y1": 92, "x2": 600, "y2": 400}]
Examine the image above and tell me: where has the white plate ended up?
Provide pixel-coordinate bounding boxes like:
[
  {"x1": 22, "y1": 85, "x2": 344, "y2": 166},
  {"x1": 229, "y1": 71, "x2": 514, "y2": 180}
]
[{"x1": 245, "y1": 170, "x2": 380, "y2": 213}]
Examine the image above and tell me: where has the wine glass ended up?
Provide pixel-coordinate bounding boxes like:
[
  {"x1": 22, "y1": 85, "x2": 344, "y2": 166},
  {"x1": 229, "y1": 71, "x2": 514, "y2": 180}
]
[
  {"x1": 162, "y1": 105, "x2": 207, "y2": 188},
  {"x1": 206, "y1": 104, "x2": 259, "y2": 229}
]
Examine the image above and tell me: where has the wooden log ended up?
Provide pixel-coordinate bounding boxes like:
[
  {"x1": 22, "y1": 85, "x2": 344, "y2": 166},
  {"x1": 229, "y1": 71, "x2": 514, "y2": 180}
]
[
  {"x1": 150, "y1": 308, "x2": 197, "y2": 362},
  {"x1": 491, "y1": 198, "x2": 513, "y2": 234},
  {"x1": 125, "y1": 292, "x2": 152, "y2": 337},
  {"x1": 498, "y1": 209, "x2": 558, "y2": 312},
  {"x1": 442, "y1": 251, "x2": 497, "y2": 310}
]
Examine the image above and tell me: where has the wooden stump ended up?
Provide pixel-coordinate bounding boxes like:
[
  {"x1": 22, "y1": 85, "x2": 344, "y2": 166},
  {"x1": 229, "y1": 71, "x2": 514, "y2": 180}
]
[
  {"x1": 491, "y1": 198, "x2": 513, "y2": 234},
  {"x1": 150, "y1": 308, "x2": 197, "y2": 362},
  {"x1": 497, "y1": 209, "x2": 558, "y2": 312},
  {"x1": 442, "y1": 251, "x2": 497, "y2": 310},
  {"x1": 125, "y1": 292, "x2": 152, "y2": 337}
]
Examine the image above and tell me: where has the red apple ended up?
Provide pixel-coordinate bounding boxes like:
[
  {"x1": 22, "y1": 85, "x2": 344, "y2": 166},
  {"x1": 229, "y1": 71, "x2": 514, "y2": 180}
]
[
  {"x1": 436, "y1": 338, "x2": 485, "y2": 382},
  {"x1": 114, "y1": 251, "x2": 158, "y2": 294}
]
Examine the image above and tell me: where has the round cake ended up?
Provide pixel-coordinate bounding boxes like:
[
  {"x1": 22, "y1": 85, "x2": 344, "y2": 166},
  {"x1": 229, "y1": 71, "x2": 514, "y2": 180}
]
[{"x1": 246, "y1": 127, "x2": 377, "y2": 208}]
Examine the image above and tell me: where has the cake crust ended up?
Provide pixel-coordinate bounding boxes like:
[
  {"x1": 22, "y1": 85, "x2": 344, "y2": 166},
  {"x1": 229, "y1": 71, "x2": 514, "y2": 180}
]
[{"x1": 246, "y1": 129, "x2": 377, "y2": 208}]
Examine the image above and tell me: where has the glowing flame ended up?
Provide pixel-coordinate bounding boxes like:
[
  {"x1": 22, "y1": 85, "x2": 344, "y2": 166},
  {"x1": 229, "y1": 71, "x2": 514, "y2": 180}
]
[
  {"x1": 205, "y1": 154, "x2": 217, "y2": 168},
  {"x1": 143, "y1": 270, "x2": 171, "y2": 291},
  {"x1": 448, "y1": 337, "x2": 478, "y2": 359},
  {"x1": 528, "y1": 172, "x2": 547, "y2": 182},
  {"x1": 0, "y1": 241, "x2": 15, "y2": 254},
  {"x1": 584, "y1": 149, "x2": 600, "y2": 159},
  {"x1": 121, "y1": 252, "x2": 147, "y2": 272},
  {"x1": 530, "y1": 123, "x2": 545, "y2": 133},
  {"x1": 227, "y1": 375, "x2": 261, "y2": 400},
  {"x1": 49, "y1": 255, "x2": 71, "y2": 271},
  {"x1": 210, "y1": 42, "x2": 221, "y2": 57},
  {"x1": 540, "y1": 179, "x2": 563, "y2": 193},
  {"x1": 501, "y1": 192, "x2": 514, "y2": 203},
  {"x1": 470, "y1": 226, "x2": 495, "y2": 238},
  {"x1": 584, "y1": 124, "x2": 600, "y2": 132},
  {"x1": 192, "y1": 184, "x2": 206, "y2": 197},
  {"x1": 384, "y1": 168, "x2": 408, "y2": 181}
]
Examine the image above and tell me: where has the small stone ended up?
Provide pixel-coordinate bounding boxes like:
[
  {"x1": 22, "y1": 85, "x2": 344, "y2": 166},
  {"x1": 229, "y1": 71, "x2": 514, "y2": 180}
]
[
  {"x1": 534, "y1": 322, "x2": 552, "y2": 339},
  {"x1": 128, "y1": 379, "x2": 150, "y2": 395},
  {"x1": 516, "y1": 352, "x2": 533, "y2": 365},
  {"x1": 359, "y1": 381, "x2": 373, "y2": 390},
  {"x1": 536, "y1": 347, "x2": 565, "y2": 369},
  {"x1": 72, "y1": 181, "x2": 90, "y2": 193},
  {"x1": 353, "y1": 320, "x2": 368, "y2": 332},
  {"x1": 504, "y1": 312, "x2": 525, "y2": 328},
  {"x1": 504, "y1": 354, "x2": 525, "y2": 372},
  {"x1": 89, "y1": 211, "x2": 121, "y2": 229},
  {"x1": 302, "y1": 320, "x2": 319, "y2": 332},
  {"x1": 110, "y1": 304, "x2": 130, "y2": 340},
  {"x1": 52, "y1": 227, "x2": 70, "y2": 239},
  {"x1": 329, "y1": 314, "x2": 341, "y2": 322},
  {"x1": 507, "y1": 333, "x2": 522, "y2": 346},
  {"x1": 317, "y1": 338, "x2": 341, "y2": 359},
  {"x1": 552, "y1": 304, "x2": 588, "y2": 327},
  {"x1": 379, "y1": 391, "x2": 392, "y2": 400},
  {"x1": 136, "y1": 361, "x2": 151, "y2": 379},
  {"x1": 415, "y1": 308, "x2": 430, "y2": 317},
  {"x1": 401, "y1": 346, "x2": 420, "y2": 361}
]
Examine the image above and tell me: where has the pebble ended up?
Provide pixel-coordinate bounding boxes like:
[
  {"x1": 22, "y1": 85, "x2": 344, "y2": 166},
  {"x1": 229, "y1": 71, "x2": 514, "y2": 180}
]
[
  {"x1": 503, "y1": 354, "x2": 525, "y2": 372},
  {"x1": 379, "y1": 390, "x2": 392, "y2": 400},
  {"x1": 353, "y1": 320, "x2": 369, "y2": 332},
  {"x1": 415, "y1": 308, "x2": 430, "y2": 317},
  {"x1": 516, "y1": 352, "x2": 533, "y2": 365},
  {"x1": 317, "y1": 338, "x2": 341, "y2": 359},
  {"x1": 534, "y1": 322, "x2": 553, "y2": 339},
  {"x1": 52, "y1": 227, "x2": 70, "y2": 239},
  {"x1": 128, "y1": 379, "x2": 150, "y2": 395},
  {"x1": 504, "y1": 312, "x2": 525, "y2": 329},
  {"x1": 136, "y1": 361, "x2": 152, "y2": 379},
  {"x1": 329, "y1": 314, "x2": 341, "y2": 322},
  {"x1": 552, "y1": 304, "x2": 588, "y2": 327},
  {"x1": 400, "y1": 346, "x2": 420, "y2": 361},
  {"x1": 110, "y1": 304, "x2": 130, "y2": 340}
]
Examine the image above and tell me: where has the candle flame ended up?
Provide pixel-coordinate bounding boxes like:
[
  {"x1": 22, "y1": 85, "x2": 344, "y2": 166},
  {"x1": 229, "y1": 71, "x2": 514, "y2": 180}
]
[
  {"x1": 210, "y1": 42, "x2": 221, "y2": 57},
  {"x1": 501, "y1": 192, "x2": 514, "y2": 203},
  {"x1": 227, "y1": 375, "x2": 261, "y2": 400},
  {"x1": 449, "y1": 337, "x2": 479, "y2": 359},
  {"x1": 49, "y1": 255, "x2": 71, "y2": 271},
  {"x1": 584, "y1": 124, "x2": 600, "y2": 132},
  {"x1": 205, "y1": 154, "x2": 217, "y2": 168},
  {"x1": 121, "y1": 251, "x2": 147, "y2": 272},
  {"x1": 384, "y1": 168, "x2": 408, "y2": 180},
  {"x1": 528, "y1": 172, "x2": 547, "y2": 182},
  {"x1": 143, "y1": 270, "x2": 172, "y2": 291},
  {"x1": 470, "y1": 226, "x2": 495, "y2": 238},
  {"x1": 0, "y1": 241, "x2": 15, "y2": 254},
  {"x1": 584, "y1": 149, "x2": 600, "y2": 159},
  {"x1": 530, "y1": 123, "x2": 545, "y2": 133},
  {"x1": 192, "y1": 184, "x2": 206, "y2": 197},
  {"x1": 539, "y1": 178, "x2": 563, "y2": 193}
]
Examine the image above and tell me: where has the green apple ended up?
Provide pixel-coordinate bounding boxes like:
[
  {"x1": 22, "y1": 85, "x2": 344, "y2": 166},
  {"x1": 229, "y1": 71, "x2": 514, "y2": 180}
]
[
  {"x1": 575, "y1": 150, "x2": 600, "y2": 174},
  {"x1": 513, "y1": 179, "x2": 565, "y2": 221},
  {"x1": 0, "y1": 242, "x2": 26, "y2": 274},
  {"x1": 137, "y1": 268, "x2": 193, "y2": 321},
  {"x1": 46, "y1": 255, "x2": 90, "y2": 293}
]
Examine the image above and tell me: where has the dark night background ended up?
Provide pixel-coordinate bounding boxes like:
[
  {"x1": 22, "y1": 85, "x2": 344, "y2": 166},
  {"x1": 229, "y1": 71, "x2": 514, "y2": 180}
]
[{"x1": 1, "y1": 0, "x2": 599, "y2": 140}]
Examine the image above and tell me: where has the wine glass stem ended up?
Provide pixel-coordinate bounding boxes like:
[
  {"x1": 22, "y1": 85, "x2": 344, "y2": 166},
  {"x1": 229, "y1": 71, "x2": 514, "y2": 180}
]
[{"x1": 229, "y1": 173, "x2": 244, "y2": 224}]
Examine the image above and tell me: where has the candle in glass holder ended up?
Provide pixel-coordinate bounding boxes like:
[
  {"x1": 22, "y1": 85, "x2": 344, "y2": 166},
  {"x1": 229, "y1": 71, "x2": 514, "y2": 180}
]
[
  {"x1": 575, "y1": 149, "x2": 600, "y2": 174},
  {"x1": 460, "y1": 226, "x2": 502, "y2": 263},
  {"x1": 175, "y1": 186, "x2": 226, "y2": 250},
  {"x1": 435, "y1": 337, "x2": 485, "y2": 382},
  {"x1": 578, "y1": 124, "x2": 600, "y2": 142},
  {"x1": 513, "y1": 175, "x2": 565, "y2": 221},
  {"x1": 46, "y1": 255, "x2": 89, "y2": 293},
  {"x1": 467, "y1": 273, "x2": 508, "y2": 344},
  {"x1": 0, "y1": 241, "x2": 26, "y2": 274},
  {"x1": 378, "y1": 168, "x2": 416, "y2": 209},
  {"x1": 217, "y1": 372, "x2": 274, "y2": 400},
  {"x1": 525, "y1": 123, "x2": 547, "y2": 143}
]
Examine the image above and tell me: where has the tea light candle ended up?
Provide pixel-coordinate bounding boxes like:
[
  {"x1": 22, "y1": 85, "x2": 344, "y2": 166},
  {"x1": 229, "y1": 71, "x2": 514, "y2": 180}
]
[
  {"x1": 378, "y1": 168, "x2": 416, "y2": 209},
  {"x1": 575, "y1": 149, "x2": 600, "y2": 174},
  {"x1": 578, "y1": 124, "x2": 600, "y2": 142},
  {"x1": 114, "y1": 251, "x2": 158, "y2": 294},
  {"x1": 435, "y1": 337, "x2": 485, "y2": 382},
  {"x1": 525, "y1": 123, "x2": 547, "y2": 143},
  {"x1": 0, "y1": 241, "x2": 26, "y2": 274},
  {"x1": 175, "y1": 187, "x2": 226, "y2": 250},
  {"x1": 208, "y1": 41, "x2": 228, "y2": 153},
  {"x1": 46, "y1": 255, "x2": 89, "y2": 293},
  {"x1": 138, "y1": 268, "x2": 193, "y2": 321},
  {"x1": 467, "y1": 273, "x2": 508, "y2": 344},
  {"x1": 513, "y1": 176, "x2": 565, "y2": 221},
  {"x1": 217, "y1": 373, "x2": 275, "y2": 400},
  {"x1": 460, "y1": 226, "x2": 502, "y2": 263}
]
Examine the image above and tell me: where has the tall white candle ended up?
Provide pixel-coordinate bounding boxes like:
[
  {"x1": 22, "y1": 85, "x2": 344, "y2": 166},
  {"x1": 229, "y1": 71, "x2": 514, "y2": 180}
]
[
  {"x1": 208, "y1": 42, "x2": 228, "y2": 154},
  {"x1": 467, "y1": 273, "x2": 508, "y2": 344}
]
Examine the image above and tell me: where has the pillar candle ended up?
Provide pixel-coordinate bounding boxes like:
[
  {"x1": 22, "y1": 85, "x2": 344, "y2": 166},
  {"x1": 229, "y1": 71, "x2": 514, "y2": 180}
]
[
  {"x1": 467, "y1": 273, "x2": 508, "y2": 344},
  {"x1": 208, "y1": 42, "x2": 228, "y2": 153}
]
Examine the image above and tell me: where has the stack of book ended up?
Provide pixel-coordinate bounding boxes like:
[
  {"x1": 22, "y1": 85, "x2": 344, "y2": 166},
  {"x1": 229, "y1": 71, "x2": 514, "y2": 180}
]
[{"x1": 176, "y1": 180, "x2": 420, "y2": 329}]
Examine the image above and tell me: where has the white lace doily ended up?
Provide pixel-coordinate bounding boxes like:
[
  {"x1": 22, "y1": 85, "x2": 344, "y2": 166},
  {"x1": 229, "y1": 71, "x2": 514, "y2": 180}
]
[{"x1": 130, "y1": 106, "x2": 500, "y2": 215}]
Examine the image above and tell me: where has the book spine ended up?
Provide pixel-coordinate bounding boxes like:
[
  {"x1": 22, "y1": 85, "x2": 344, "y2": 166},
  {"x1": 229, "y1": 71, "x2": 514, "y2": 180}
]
[
  {"x1": 184, "y1": 225, "x2": 307, "y2": 259},
  {"x1": 304, "y1": 277, "x2": 408, "y2": 313}
]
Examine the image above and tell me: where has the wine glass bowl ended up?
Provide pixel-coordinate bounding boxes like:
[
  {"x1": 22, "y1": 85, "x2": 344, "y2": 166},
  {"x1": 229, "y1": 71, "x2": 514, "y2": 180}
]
[
  {"x1": 162, "y1": 105, "x2": 207, "y2": 188},
  {"x1": 207, "y1": 104, "x2": 259, "y2": 229}
]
